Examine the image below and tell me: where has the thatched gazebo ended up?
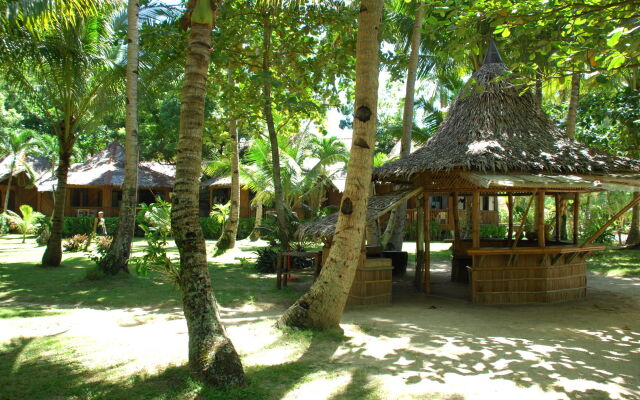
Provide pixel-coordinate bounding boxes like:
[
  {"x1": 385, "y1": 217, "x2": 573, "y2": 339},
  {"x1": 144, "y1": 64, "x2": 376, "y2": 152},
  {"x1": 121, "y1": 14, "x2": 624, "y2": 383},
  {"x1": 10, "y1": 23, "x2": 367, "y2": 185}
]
[{"x1": 370, "y1": 41, "x2": 640, "y2": 304}]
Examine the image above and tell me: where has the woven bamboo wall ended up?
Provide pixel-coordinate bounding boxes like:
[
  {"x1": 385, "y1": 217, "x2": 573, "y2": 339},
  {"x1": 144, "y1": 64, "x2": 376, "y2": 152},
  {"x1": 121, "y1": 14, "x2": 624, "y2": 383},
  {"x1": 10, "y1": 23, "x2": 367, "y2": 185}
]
[
  {"x1": 470, "y1": 253, "x2": 587, "y2": 304},
  {"x1": 348, "y1": 257, "x2": 393, "y2": 306}
]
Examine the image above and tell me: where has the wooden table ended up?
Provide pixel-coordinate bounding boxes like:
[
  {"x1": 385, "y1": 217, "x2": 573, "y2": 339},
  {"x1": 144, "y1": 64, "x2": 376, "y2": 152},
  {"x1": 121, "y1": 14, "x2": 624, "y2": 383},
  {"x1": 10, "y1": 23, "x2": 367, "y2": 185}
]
[{"x1": 276, "y1": 251, "x2": 322, "y2": 289}]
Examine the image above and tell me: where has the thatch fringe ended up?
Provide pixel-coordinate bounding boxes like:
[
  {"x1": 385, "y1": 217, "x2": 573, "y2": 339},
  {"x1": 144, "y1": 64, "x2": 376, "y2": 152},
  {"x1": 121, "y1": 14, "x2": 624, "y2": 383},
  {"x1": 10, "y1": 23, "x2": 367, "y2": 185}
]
[
  {"x1": 298, "y1": 188, "x2": 420, "y2": 239},
  {"x1": 373, "y1": 62, "x2": 640, "y2": 181}
]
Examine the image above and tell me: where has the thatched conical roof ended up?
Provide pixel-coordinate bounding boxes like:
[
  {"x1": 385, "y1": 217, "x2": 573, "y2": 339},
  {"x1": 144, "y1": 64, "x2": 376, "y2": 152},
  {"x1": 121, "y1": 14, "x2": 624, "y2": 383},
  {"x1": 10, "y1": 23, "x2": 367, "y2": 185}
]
[{"x1": 373, "y1": 43, "x2": 640, "y2": 181}]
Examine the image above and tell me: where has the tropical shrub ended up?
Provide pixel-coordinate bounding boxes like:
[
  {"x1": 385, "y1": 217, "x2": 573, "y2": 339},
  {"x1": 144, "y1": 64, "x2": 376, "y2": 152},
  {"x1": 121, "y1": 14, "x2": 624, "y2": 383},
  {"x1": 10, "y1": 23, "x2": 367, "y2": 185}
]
[
  {"x1": 254, "y1": 247, "x2": 279, "y2": 273},
  {"x1": 132, "y1": 199, "x2": 178, "y2": 283},
  {"x1": 480, "y1": 225, "x2": 507, "y2": 239},
  {"x1": 89, "y1": 235, "x2": 113, "y2": 265},
  {"x1": 63, "y1": 234, "x2": 90, "y2": 252},
  {"x1": 61, "y1": 217, "x2": 119, "y2": 237},
  {"x1": 4, "y1": 205, "x2": 44, "y2": 242}
]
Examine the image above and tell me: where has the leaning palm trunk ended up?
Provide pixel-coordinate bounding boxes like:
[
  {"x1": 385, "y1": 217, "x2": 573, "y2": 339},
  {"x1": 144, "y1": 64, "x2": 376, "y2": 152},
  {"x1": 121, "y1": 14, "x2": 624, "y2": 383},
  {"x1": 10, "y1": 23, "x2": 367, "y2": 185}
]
[
  {"x1": 171, "y1": 2, "x2": 244, "y2": 386},
  {"x1": 100, "y1": 0, "x2": 139, "y2": 274},
  {"x1": 262, "y1": 12, "x2": 289, "y2": 251},
  {"x1": 627, "y1": 191, "x2": 640, "y2": 246},
  {"x1": 2, "y1": 161, "x2": 15, "y2": 213},
  {"x1": 277, "y1": 0, "x2": 383, "y2": 329},
  {"x1": 380, "y1": 207, "x2": 398, "y2": 248},
  {"x1": 249, "y1": 200, "x2": 263, "y2": 241},
  {"x1": 42, "y1": 146, "x2": 72, "y2": 266},
  {"x1": 216, "y1": 70, "x2": 240, "y2": 253},
  {"x1": 389, "y1": 1, "x2": 424, "y2": 251}
]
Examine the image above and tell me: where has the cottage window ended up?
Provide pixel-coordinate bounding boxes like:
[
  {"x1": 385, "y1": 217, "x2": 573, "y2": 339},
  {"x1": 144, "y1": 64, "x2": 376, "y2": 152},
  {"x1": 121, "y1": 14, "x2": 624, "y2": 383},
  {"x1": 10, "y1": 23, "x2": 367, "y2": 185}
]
[
  {"x1": 71, "y1": 189, "x2": 89, "y2": 207},
  {"x1": 431, "y1": 196, "x2": 448, "y2": 209},
  {"x1": 212, "y1": 188, "x2": 230, "y2": 205},
  {"x1": 112, "y1": 190, "x2": 123, "y2": 208},
  {"x1": 481, "y1": 196, "x2": 495, "y2": 211}
]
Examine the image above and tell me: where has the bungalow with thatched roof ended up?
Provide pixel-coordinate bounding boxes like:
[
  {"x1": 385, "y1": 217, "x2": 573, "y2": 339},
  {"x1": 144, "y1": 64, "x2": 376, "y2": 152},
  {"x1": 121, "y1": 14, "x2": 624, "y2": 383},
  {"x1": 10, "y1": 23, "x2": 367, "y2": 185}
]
[
  {"x1": 0, "y1": 152, "x2": 50, "y2": 213},
  {"x1": 302, "y1": 40, "x2": 640, "y2": 305},
  {"x1": 200, "y1": 175, "x2": 255, "y2": 218},
  {"x1": 37, "y1": 142, "x2": 175, "y2": 217}
]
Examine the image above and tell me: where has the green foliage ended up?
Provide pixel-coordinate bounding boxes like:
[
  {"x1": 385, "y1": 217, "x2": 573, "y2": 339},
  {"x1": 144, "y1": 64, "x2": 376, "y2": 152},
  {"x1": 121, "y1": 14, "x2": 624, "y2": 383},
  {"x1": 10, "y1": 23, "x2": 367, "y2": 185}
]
[
  {"x1": 63, "y1": 234, "x2": 90, "y2": 252},
  {"x1": 132, "y1": 199, "x2": 178, "y2": 284},
  {"x1": 88, "y1": 235, "x2": 113, "y2": 266},
  {"x1": 480, "y1": 225, "x2": 507, "y2": 239},
  {"x1": 253, "y1": 247, "x2": 279, "y2": 273},
  {"x1": 211, "y1": 201, "x2": 231, "y2": 231},
  {"x1": 3, "y1": 205, "x2": 42, "y2": 242},
  {"x1": 61, "y1": 217, "x2": 118, "y2": 237}
]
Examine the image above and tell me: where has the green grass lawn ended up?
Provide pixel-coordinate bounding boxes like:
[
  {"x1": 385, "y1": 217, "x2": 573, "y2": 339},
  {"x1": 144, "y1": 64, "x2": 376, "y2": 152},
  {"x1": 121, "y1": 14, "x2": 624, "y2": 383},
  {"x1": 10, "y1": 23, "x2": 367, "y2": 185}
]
[
  {"x1": 0, "y1": 235, "x2": 303, "y2": 311},
  {"x1": 588, "y1": 247, "x2": 640, "y2": 277},
  {"x1": 0, "y1": 234, "x2": 363, "y2": 400},
  {"x1": 1, "y1": 234, "x2": 638, "y2": 400}
]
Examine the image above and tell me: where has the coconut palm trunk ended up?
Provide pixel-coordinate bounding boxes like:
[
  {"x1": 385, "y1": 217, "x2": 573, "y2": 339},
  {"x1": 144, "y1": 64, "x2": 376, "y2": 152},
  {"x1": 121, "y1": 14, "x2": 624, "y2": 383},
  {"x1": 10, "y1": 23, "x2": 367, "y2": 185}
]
[
  {"x1": 171, "y1": 0, "x2": 244, "y2": 386},
  {"x1": 277, "y1": 0, "x2": 383, "y2": 330},
  {"x1": 389, "y1": 1, "x2": 424, "y2": 251},
  {"x1": 2, "y1": 160, "x2": 15, "y2": 214},
  {"x1": 42, "y1": 138, "x2": 73, "y2": 267},
  {"x1": 566, "y1": 72, "x2": 580, "y2": 139},
  {"x1": 628, "y1": 192, "x2": 640, "y2": 246},
  {"x1": 559, "y1": 72, "x2": 580, "y2": 240},
  {"x1": 262, "y1": 11, "x2": 289, "y2": 251},
  {"x1": 216, "y1": 70, "x2": 240, "y2": 252},
  {"x1": 100, "y1": 0, "x2": 140, "y2": 274},
  {"x1": 250, "y1": 200, "x2": 263, "y2": 241}
]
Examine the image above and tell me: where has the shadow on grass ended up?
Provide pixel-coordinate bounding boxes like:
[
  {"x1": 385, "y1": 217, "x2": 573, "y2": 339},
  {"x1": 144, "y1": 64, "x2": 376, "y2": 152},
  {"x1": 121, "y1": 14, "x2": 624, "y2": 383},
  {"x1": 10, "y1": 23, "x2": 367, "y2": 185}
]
[
  {"x1": 0, "y1": 329, "x2": 347, "y2": 400},
  {"x1": 0, "y1": 258, "x2": 182, "y2": 312},
  {"x1": 589, "y1": 248, "x2": 640, "y2": 277}
]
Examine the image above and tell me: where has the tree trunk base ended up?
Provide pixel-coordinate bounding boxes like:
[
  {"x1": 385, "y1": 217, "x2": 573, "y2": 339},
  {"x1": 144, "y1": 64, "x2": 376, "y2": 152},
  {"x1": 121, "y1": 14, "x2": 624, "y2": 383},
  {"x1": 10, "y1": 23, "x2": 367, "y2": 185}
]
[
  {"x1": 214, "y1": 231, "x2": 235, "y2": 256},
  {"x1": 98, "y1": 245, "x2": 130, "y2": 275},
  {"x1": 193, "y1": 336, "x2": 245, "y2": 387},
  {"x1": 41, "y1": 236, "x2": 62, "y2": 267}
]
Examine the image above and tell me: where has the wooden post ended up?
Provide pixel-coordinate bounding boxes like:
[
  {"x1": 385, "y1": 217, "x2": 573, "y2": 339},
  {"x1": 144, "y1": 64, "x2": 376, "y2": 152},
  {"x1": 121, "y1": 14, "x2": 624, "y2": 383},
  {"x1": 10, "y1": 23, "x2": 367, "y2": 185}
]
[
  {"x1": 573, "y1": 193, "x2": 580, "y2": 244},
  {"x1": 276, "y1": 253, "x2": 282, "y2": 289},
  {"x1": 415, "y1": 194, "x2": 425, "y2": 290},
  {"x1": 472, "y1": 191, "x2": 480, "y2": 249},
  {"x1": 507, "y1": 194, "x2": 514, "y2": 244},
  {"x1": 423, "y1": 192, "x2": 431, "y2": 293},
  {"x1": 537, "y1": 191, "x2": 546, "y2": 247},
  {"x1": 555, "y1": 194, "x2": 561, "y2": 243},
  {"x1": 452, "y1": 192, "x2": 460, "y2": 242}
]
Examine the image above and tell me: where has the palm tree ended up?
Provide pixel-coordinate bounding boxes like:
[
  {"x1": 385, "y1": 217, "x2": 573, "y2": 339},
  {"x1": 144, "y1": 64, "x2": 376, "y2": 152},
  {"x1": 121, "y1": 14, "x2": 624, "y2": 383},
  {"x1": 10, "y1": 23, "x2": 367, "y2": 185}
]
[
  {"x1": 0, "y1": 8, "x2": 124, "y2": 267},
  {"x1": 214, "y1": 68, "x2": 241, "y2": 253},
  {"x1": 4, "y1": 205, "x2": 39, "y2": 243},
  {"x1": 170, "y1": 0, "x2": 244, "y2": 387},
  {"x1": 260, "y1": 8, "x2": 290, "y2": 251},
  {"x1": 278, "y1": 0, "x2": 384, "y2": 329},
  {"x1": 0, "y1": 130, "x2": 32, "y2": 216},
  {"x1": 99, "y1": 0, "x2": 141, "y2": 275}
]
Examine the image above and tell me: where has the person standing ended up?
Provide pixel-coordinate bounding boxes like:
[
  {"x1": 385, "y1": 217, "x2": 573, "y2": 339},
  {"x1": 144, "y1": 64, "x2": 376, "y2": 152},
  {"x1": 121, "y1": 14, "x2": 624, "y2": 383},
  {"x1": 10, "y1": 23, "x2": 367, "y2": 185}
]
[{"x1": 93, "y1": 211, "x2": 107, "y2": 236}]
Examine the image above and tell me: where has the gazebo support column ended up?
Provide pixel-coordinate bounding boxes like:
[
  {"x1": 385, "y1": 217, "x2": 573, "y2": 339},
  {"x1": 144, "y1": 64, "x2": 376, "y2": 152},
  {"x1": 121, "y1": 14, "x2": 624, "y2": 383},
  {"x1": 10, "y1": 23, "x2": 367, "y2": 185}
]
[
  {"x1": 423, "y1": 192, "x2": 430, "y2": 293},
  {"x1": 507, "y1": 194, "x2": 514, "y2": 245},
  {"x1": 471, "y1": 191, "x2": 480, "y2": 249},
  {"x1": 414, "y1": 194, "x2": 425, "y2": 290},
  {"x1": 536, "y1": 191, "x2": 546, "y2": 247},
  {"x1": 555, "y1": 194, "x2": 561, "y2": 242},
  {"x1": 452, "y1": 192, "x2": 460, "y2": 242},
  {"x1": 573, "y1": 193, "x2": 580, "y2": 244}
]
